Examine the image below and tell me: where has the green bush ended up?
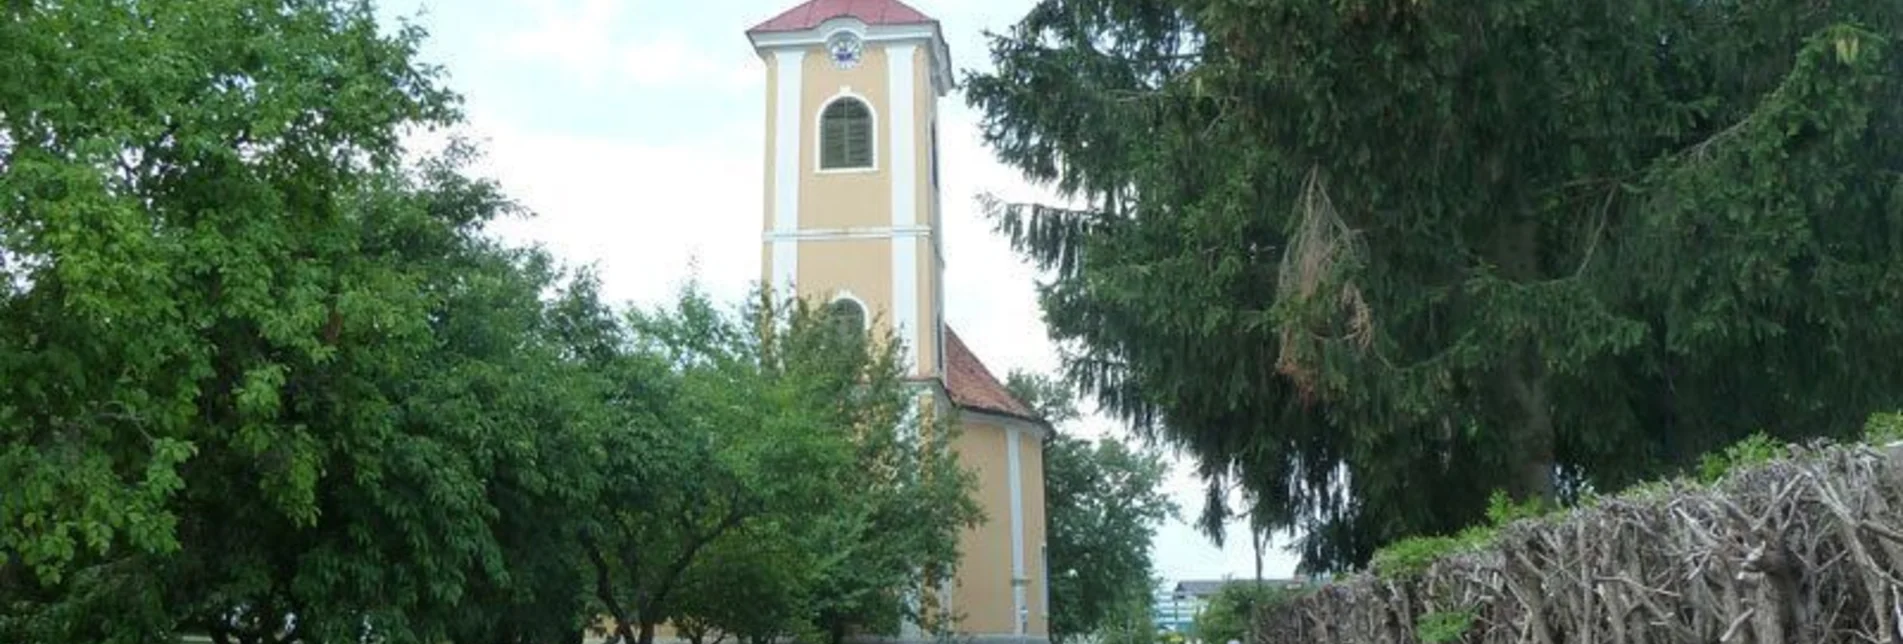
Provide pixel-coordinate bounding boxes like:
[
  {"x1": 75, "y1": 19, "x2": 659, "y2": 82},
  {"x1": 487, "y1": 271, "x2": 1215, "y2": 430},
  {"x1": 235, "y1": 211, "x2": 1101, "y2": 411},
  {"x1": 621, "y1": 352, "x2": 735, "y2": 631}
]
[
  {"x1": 1370, "y1": 491, "x2": 1548, "y2": 580},
  {"x1": 1416, "y1": 608, "x2": 1477, "y2": 643},
  {"x1": 1866, "y1": 412, "x2": 1903, "y2": 445},
  {"x1": 1696, "y1": 432, "x2": 1783, "y2": 483},
  {"x1": 1191, "y1": 582, "x2": 1304, "y2": 644},
  {"x1": 1370, "y1": 535, "x2": 1470, "y2": 580}
]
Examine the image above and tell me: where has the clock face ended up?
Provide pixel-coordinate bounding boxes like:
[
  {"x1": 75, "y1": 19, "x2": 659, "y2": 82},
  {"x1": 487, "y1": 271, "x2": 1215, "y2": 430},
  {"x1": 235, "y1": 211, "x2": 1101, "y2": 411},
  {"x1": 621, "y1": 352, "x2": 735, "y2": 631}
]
[{"x1": 827, "y1": 32, "x2": 864, "y2": 69}]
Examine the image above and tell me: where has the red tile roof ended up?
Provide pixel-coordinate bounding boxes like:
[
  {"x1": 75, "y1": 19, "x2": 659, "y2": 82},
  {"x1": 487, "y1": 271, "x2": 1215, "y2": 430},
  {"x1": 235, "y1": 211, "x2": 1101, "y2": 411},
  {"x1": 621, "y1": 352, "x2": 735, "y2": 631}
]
[
  {"x1": 748, "y1": 0, "x2": 936, "y2": 34},
  {"x1": 943, "y1": 327, "x2": 1044, "y2": 424}
]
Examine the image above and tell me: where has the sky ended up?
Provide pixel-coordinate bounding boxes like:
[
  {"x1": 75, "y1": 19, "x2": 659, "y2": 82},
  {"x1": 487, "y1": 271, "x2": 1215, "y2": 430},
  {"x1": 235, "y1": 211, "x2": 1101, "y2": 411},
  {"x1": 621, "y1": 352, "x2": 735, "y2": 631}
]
[{"x1": 372, "y1": 0, "x2": 1301, "y2": 584}]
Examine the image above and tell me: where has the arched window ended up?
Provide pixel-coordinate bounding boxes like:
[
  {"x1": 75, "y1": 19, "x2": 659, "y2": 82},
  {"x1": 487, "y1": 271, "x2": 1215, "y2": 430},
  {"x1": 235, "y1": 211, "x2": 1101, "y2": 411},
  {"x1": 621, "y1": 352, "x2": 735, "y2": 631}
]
[
  {"x1": 820, "y1": 98, "x2": 874, "y2": 170},
  {"x1": 826, "y1": 297, "x2": 868, "y2": 336}
]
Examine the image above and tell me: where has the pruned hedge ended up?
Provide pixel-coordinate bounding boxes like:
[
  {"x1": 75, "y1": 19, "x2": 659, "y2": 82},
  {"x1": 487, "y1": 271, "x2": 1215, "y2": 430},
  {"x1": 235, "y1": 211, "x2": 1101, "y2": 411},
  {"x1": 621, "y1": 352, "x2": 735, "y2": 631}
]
[{"x1": 1256, "y1": 441, "x2": 1903, "y2": 644}]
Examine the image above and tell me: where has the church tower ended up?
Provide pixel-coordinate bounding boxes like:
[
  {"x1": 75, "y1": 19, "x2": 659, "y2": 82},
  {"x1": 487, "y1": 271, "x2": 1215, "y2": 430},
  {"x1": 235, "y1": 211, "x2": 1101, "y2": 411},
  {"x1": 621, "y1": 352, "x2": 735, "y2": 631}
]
[{"x1": 749, "y1": 2, "x2": 1051, "y2": 642}]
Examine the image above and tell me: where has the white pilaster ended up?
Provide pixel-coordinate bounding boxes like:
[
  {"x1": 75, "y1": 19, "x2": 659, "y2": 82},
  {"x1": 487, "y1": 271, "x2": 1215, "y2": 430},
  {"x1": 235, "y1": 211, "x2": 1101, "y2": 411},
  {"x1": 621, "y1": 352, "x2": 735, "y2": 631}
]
[
  {"x1": 772, "y1": 49, "x2": 805, "y2": 292},
  {"x1": 1007, "y1": 428, "x2": 1027, "y2": 635},
  {"x1": 887, "y1": 42, "x2": 920, "y2": 373}
]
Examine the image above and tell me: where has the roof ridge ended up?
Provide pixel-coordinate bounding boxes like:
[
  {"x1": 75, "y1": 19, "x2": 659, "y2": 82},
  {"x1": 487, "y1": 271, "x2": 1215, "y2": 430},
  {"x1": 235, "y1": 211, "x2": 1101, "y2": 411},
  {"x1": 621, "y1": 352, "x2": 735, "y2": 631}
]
[{"x1": 748, "y1": 0, "x2": 937, "y2": 35}]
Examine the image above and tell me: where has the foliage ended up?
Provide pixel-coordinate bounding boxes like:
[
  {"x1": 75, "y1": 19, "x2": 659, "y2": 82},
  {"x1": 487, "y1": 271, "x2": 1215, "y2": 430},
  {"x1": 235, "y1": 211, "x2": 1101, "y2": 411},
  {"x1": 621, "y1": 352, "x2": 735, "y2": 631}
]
[
  {"x1": 671, "y1": 522, "x2": 818, "y2": 644},
  {"x1": 804, "y1": 363, "x2": 981, "y2": 643},
  {"x1": 582, "y1": 288, "x2": 980, "y2": 644},
  {"x1": 1483, "y1": 491, "x2": 1548, "y2": 527},
  {"x1": 0, "y1": 0, "x2": 452, "y2": 590},
  {"x1": 1093, "y1": 591, "x2": 1164, "y2": 644},
  {"x1": 0, "y1": 1, "x2": 581, "y2": 641},
  {"x1": 1192, "y1": 582, "x2": 1302, "y2": 644},
  {"x1": 968, "y1": 0, "x2": 1903, "y2": 571},
  {"x1": 1864, "y1": 412, "x2": 1903, "y2": 444},
  {"x1": 1008, "y1": 371, "x2": 1176, "y2": 644},
  {"x1": 1371, "y1": 491, "x2": 1550, "y2": 580},
  {"x1": 0, "y1": 2, "x2": 981, "y2": 643},
  {"x1": 1695, "y1": 432, "x2": 1783, "y2": 483},
  {"x1": 1369, "y1": 535, "x2": 1474, "y2": 582},
  {"x1": 1416, "y1": 609, "x2": 1478, "y2": 644},
  {"x1": 1007, "y1": 369, "x2": 1083, "y2": 426}
]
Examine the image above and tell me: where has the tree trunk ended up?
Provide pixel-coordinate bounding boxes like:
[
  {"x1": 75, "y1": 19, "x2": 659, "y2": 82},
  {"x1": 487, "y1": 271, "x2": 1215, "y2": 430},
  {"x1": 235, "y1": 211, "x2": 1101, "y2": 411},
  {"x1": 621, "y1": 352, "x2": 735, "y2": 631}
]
[
  {"x1": 1252, "y1": 527, "x2": 1265, "y2": 583},
  {"x1": 1494, "y1": 216, "x2": 1557, "y2": 504},
  {"x1": 829, "y1": 617, "x2": 848, "y2": 644},
  {"x1": 1506, "y1": 343, "x2": 1557, "y2": 503},
  {"x1": 584, "y1": 541, "x2": 637, "y2": 644},
  {"x1": 638, "y1": 620, "x2": 657, "y2": 644}
]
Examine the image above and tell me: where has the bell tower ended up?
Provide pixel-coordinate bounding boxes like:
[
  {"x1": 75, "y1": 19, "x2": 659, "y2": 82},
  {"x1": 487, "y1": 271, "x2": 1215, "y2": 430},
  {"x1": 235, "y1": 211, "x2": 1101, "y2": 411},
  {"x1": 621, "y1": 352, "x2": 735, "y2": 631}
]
[
  {"x1": 748, "y1": 0, "x2": 951, "y2": 379},
  {"x1": 750, "y1": 3, "x2": 1051, "y2": 642}
]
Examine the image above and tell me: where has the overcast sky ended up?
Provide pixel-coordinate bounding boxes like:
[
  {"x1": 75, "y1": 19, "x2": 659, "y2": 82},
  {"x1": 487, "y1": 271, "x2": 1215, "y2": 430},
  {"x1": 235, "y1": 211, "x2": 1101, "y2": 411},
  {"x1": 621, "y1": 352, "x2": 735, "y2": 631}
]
[{"x1": 374, "y1": 0, "x2": 1301, "y2": 585}]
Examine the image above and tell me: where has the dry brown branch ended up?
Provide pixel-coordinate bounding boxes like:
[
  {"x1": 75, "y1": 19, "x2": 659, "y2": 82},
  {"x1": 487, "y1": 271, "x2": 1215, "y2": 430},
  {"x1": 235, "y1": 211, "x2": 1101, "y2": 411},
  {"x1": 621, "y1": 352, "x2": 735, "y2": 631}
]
[
  {"x1": 1272, "y1": 166, "x2": 1372, "y2": 399},
  {"x1": 1257, "y1": 444, "x2": 1903, "y2": 644}
]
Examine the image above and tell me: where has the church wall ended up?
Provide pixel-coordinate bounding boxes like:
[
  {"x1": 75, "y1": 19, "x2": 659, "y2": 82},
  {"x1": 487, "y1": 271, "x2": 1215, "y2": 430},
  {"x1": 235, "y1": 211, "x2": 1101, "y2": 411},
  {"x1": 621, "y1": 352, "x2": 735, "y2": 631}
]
[
  {"x1": 797, "y1": 238, "x2": 893, "y2": 319},
  {"x1": 951, "y1": 419, "x2": 1015, "y2": 635}
]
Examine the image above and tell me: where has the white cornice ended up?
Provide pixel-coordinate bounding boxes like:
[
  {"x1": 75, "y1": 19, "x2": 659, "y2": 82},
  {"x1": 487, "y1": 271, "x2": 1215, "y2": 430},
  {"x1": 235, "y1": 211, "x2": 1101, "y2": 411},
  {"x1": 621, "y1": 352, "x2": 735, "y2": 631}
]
[
  {"x1": 958, "y1": 408, "x2": 1053, "y2": 441},
  {"x1": 748, "y1": 19, "x2": 954, "y2": 96},
  {"x1": 764, "y1": 225, "x2": 934, "y2": 242}
]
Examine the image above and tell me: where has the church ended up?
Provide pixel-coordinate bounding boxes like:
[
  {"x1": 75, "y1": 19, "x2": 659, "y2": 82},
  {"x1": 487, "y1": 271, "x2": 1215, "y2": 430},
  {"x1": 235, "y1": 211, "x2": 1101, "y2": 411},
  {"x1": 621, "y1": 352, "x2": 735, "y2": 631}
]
[{"x1": 747, "y1": 1, "x2": 1053, "y2": 641}]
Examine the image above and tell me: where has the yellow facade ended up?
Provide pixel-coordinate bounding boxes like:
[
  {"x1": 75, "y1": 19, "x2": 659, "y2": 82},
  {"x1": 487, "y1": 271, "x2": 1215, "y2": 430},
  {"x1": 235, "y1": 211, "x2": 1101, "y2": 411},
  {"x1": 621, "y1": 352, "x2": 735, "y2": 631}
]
[
  {"x1": 751, "y1": 4, "x2": 1049, "y2": 642},
  {"x1": 761, "y1": 34, "x2": 941, "y2": 377},
  {"x1": 949, "y1": 413, "x2": 1051, "y2": 636}
]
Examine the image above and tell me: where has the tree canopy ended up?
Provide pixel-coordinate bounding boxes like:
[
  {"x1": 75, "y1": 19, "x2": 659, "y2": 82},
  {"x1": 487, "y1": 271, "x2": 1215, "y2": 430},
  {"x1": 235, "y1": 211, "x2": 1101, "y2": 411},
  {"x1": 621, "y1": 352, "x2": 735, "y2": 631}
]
[
  {"x1": 967, "y1": 0, "x2": 1903, "y2": 571},
  {"x1": 0, "y1": 1, "x2": 980, "y2": 642},
  {"x1": 1191, "y1": 582, "x2": 1302, "y2": 644}
]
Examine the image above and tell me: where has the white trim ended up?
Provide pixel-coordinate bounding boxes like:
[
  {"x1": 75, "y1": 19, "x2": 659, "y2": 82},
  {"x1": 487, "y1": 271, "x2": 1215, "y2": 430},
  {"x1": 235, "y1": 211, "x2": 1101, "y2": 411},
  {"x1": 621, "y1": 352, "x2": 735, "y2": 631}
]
[
  {"x1": 765, "y1": 225, "x2": 934, "y2": 242},
  {"x1": 893, "y1": 236, "x2": 919, "y2": 374},
  {"x1": 957, "y1": 408, "x2": 1053, "y2": 441},
  {"x1": 895, "y1": 238, "x2": 920, "y2": 374},
  {"x1": 815, "y1": 89, "x2": 878, "y2": 173},
  {"x1": 888, "y1": 44, "x2": 917, "y2": 230},
  {"x1": 1007, "y1": 427, "x2": 1027, "y2": 636},
  {"x1": 771, "y1": 49, "x2": 805, "y2": 291},
  {"x1": 752, "y1": 20, "x2": 935, "y2": 48},
  {"x1": 773, "y1": 240, "x2": 798, "y2": 294},
  {"x1": 888, "y1": 41, "x2": 920, "y2": 377},
  {"x1": 749, "y1": 21, "x2": 953, "y2": 97}
]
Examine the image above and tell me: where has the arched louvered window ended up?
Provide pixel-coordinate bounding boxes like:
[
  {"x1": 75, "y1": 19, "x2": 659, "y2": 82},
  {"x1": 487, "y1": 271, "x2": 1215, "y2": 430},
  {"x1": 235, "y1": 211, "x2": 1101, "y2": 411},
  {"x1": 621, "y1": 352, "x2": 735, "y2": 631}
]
[
  {"x1": 820, "y1": 98, "x2": 874, "y2": 170},
  {"x1": 827, "y1": 297, "x2": 868, "y2": 335}
]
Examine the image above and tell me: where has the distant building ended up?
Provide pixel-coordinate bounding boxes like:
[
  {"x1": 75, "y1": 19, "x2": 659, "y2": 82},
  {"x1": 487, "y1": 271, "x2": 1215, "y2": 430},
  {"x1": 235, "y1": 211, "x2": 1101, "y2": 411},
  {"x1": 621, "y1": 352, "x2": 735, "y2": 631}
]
[{"x1": 1151, "y1": 578, "x2": 1311, "y2": 640}]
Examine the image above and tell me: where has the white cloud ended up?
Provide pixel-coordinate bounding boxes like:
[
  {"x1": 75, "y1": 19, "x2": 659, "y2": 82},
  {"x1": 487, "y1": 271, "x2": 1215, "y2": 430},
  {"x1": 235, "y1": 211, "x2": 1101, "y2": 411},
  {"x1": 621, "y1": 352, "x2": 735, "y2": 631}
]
[
  {"x1": 501, "y1": 0, "x2": 626, "y2": 87},
  {"x1": 620, "y1": 36, "x2": 758, "y2": 92},
  {"x1": 501, "y1": 0, "x2": 757, "y2": 92},
  {"x1": 435, "y1": 110, "x2": 764, "y2": 307}
]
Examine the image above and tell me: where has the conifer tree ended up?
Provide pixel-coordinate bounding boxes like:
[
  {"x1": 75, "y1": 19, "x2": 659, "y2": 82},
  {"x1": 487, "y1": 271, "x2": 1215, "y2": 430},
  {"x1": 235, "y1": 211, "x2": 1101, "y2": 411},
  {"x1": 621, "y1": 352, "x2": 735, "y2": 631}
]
[{"x1": 967, "y1": 0, "x2": 1903, "y2": 570}]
